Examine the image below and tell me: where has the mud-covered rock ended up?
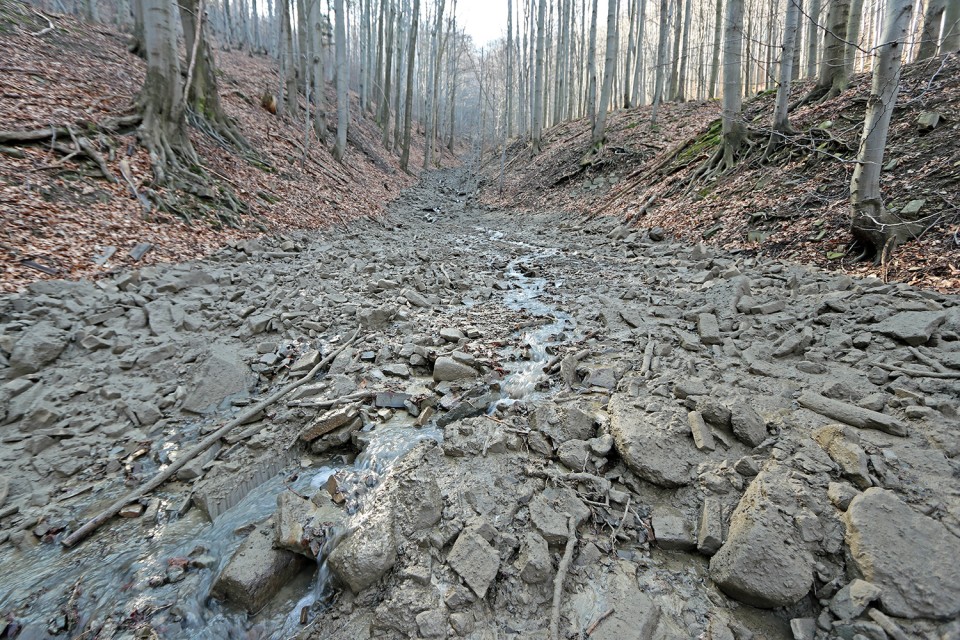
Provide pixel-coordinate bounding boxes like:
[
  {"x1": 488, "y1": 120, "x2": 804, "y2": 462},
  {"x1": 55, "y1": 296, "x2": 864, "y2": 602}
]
[
  {"x1": 181, "y1": 344, "x2": 252, "y2": 413},
  {"x1": 844, "y1": 488, "x2": 960, "y2": 619},
  {"x1": 609, "y1": 396, "x2": 697, "y2": 487},
  {"x1": 9, "y1": 322, "x2": 68, "y2": 376},
  {"x1": 710, "y1": 463, "x2": 816, "y2": 608},
  {"x1": 873, "y1": 311, "x2": 946, "y2": 346},
  {"x1": 447, "y1": 528, "x2": 501, "y2": 598}
]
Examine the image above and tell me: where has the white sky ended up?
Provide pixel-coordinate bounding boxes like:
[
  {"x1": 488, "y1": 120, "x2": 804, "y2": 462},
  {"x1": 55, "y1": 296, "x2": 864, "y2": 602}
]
[{"x1": 457, "y1": 1, "x2": 508, "y2": 48}]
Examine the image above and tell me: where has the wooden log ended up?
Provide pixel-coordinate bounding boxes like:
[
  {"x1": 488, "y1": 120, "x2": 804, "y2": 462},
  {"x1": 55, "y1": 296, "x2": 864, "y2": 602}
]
[{"x1": 798, "y1": 392, "x2": 907, "y2": 437}]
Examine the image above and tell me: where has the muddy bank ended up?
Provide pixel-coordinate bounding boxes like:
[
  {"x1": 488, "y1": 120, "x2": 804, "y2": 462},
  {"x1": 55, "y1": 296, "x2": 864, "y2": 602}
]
[{"x1": 1, "y1": 168, "x2": 959, "y2": 639}]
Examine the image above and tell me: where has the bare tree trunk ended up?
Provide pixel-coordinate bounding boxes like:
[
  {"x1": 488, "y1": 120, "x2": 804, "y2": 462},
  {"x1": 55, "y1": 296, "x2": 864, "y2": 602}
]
[
  {"x1": 677, "y1": 0, "x2": 692, "y2": 100},
  {"x1": 668, "y1": 0, "x2": 682, "y2": 99},
  {"x1": 310, "y1": 0, "x2": 327, "y2": 142},
  {"x1": 769, "y1": 0, "x2": 801, "y2": 143},
  {"x1": 85, "y1": 0, "x2": 99, "y2": 21},
  {"x1": 586, "y1": 0, "x2": 599, "y2": 127},
  {"x1": 709, "y1": 0, "x2": 722, "y2": 97},
  {"x1": 943, "y1": 0, "x2": 960, "y2": 51},
  {"x1": 810, "y1": 0, "x2": 852, "y2": 100},
  {"x1": 591, "y1": 0, "x2": 618, "y2": 145},
  {"x1": 137, "y1": 0, "x2": 197, "y2": 184},
  {"x1": 651, "y1": 0, "x2": 671, "y2": 123},
  {"x1": 393, "y1": 0, "x2": 405, "y2": 152},
  {"x1": 850, "y1": 0, "x2": 914, "y2": 259},
  {"x1": 400, "y1": 0, "x2": 419, "y2": 171},
  {"x1": 532, "y1": 0, "x2": 547, "y2": 152},
  {"x1": 624, "y1": 0, "x2": 636, "y2": 107},
  {"x1": 380, "y1": 0, "x2": 395, "y2": 147},
  {"x1": 917, "y1": 0, "x2": 945, "y2": 58},
  {"x1": 506, "y1": 0, "x2": 514, "y2": 137},
  {"x1": 721, "y1": 0, "x2": 746, "y2": 169},
  {"x1": 280, "y1": 0, "x2": 299, "y2": 116},
  {"x1": 632, "y1": 0, "x2": 647, "y2": 105},
  {"x1": 333, "y1": 0, "x2": 348, "y2": 161},
  {"x1": 296, "y1": 0, "x2": 309, "y2": 85},
  {"x1": 844, "y1": 0, "x2": 866, "y2": 78},
  {"x1": 806, "y1": 0, "x2": 821, "y2": 76},
  {"x1": 447, "y1": 18, "x2": 459, "y2": 150},
  {"x1": 423, "y1": 0, "x2": 445, "y2": 168}
]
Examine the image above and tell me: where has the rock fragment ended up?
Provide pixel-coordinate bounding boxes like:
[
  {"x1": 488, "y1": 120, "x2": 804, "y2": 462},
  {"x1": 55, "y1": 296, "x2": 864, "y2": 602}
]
[
  {"x1": 447, "y1": 529, "x2": 500, "y2": 598},
  {"x1": 9, "y1": 323, "x2": 68, "y2": 376}
]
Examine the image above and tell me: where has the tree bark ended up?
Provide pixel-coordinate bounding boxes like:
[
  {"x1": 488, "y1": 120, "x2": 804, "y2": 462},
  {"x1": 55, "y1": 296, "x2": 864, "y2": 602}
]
[
  {"x1": 843, "y1": 0, "x2": 866, "y2": 79},
  {"x1": 650, "y1": 0, "x2": 671, "y2": 123},
  {"x1": 586, "y1": 0, "x2": 599, "y2": 127},
  {"x1": 333, "y1": 0, "x2": 348, "y2": 161},
  {"x1": 507, "y1": 0, "x2": 514, "y2": 137},
  {"x1": 592, "y1": 0, "x2": 618, "y2": 145},
  {"x1": 280, "y1": 0, "x2": 299, "y2": 117},
  {"x1": 769, "y1": 0, "x2": 801, "y2": 140},
  {"x1": 943, "y1": 0, "x2": 960, "y2": 51},
  {"x1": 917, "y1": 0, "x2": 945, "y2": 58},
  {"x1": 532, "y1": 0, "x2": 547, "y2": 152},
  {"x1": 806, "y1": 0, "x2": 821, "y2": 77},
  {"x1": 668, "y1": 0, "x2": 683, "y2": 99},
  {"x1": 709, "y1": 0, "x2": 722, "y2": 98},
  {"x1": 721, "y1": 0, "x2": 746, "y2": 169},
  {"x1": 632, "y1": 0, "x2": 647, "y2": 105},
  {"x1": 423, "y1": 0, "x2": 445, "y2": 168},
  {"x1": 380, "y1": 0, "x2": 395, "y2": 147},
  {"x1": 677, "y1": 0, "x2": 692, "y2": 100},
  {"x1": 811, "y1": 0, "x2": 852, "y2": 100},
  {"x1": 400, "y1": 0, "x2": 419, "y2": 171},
  {"x1": 850, "y1": 0, "x2": 914, "y2": 259},
  {"x1": 310, "y1": 0, "x2": 327, "y2": 142}
]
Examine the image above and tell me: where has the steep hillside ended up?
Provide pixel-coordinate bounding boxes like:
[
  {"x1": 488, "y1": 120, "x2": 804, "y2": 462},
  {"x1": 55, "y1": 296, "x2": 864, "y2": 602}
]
[
  {"x1": 0, "y1": 1, "x2": 455, "y2": 292},
  {"x1": 482, "y1": 54, "x2": 960, "y2": 292}
]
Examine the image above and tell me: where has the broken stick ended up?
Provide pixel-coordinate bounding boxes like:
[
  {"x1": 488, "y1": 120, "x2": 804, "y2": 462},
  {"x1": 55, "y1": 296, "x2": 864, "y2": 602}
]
[
  {"x1": 61, "y1": 329, "x2": 360, "y2": 548},
  {"x1": 550, "y1": 515, "x2": 582, "y2": 640}
]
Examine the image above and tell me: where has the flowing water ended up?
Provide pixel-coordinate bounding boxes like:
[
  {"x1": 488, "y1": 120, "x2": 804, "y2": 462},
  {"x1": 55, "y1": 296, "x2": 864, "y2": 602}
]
[{"x1": 0, "y1": 233, "x2": 576, "y2": 640}]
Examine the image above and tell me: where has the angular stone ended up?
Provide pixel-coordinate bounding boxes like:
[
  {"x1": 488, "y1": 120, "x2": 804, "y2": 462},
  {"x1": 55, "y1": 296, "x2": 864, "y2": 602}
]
[
  {"x1": 529, "y1": 487, "x2": 590, "y2": 545},
  {"x1": 212, "y1": 521, "x2": 307, "y2": 611},
  {"x1": 9, "y1": 323, "x2": 68, "y2": 376},
  {"x1": 181, "y1": 344, "x2": 252, "y2": 414},
  {"x1": 357, "y1": 306, "x2": 396, "y2": 329},
  {"x1": 698, "y1": 497, "x2": 723, "y2": 555},
  {"x1": 299, "y1": 405, "x2": 360, "y2": 442},
  {"x1": 827, "y1": 481, "x2": 859, "y2": 511},
  {"x1": 447, "y1": 529, "x2": 500, "y2": 598},
  {"x1": 813, "y1": 425, "x2": 870, "y2": 489},
  {"x1": 688, "y1": 411, "x2": 715, "y2": 451},
  {"x1": 790, "y1": 618, "x2": 816, "y2": 640},
  {"x1": 873, "y1": 311, "x2": 946, "y2": 346},
  {"x1": 609, "y1": 396, "x2": 697, "y2": 488},
  {"x1": 516, "y1": 532, "x2": 551, "y2": 583},
  {"x1": 829, "y1": 579, "x2": 882, "y2": 620},
  {"x1": 731, "y1": 402, "x2": 767, "y2": 447},
  {"x1": 697, "y1": 313, "x2": 721, "y2": 345},
  {"x1": 433, "y1": 356, "x2": 478, "y2": 381},
  {"x1": 651, "y1": 508, "x2": 696, "y2": 551},
  {"x1": 403, "y1": 289, "x2": 431, "y2": 308},
  {"x1": 673, "y1": 379, "x2": 709, "y2": 399},
  {"x1": 567, "y1": 564, "x2": 661, "y2": 640},
  {"x1": 710, "y1": 463, "x2": 815, "y2": 608},
  {"x1": 326, "y1": 509, "x2": 396, "y2": 594},
  {"x1": 556, "y1": 439, "x2": 590, "y2": 470},
  {"x1": 274, "y1": 491, "x2": 343, "y2": 557},
  {"x1": 375, "y1": 392, "x2": 412, "y2": 409},
  {"x1": 844, "y1": 488, "x2": 960, "y2": 619},
  {"x1": 290, "y1": 349, "x2": 320, "y2": 373},
  {"x1": 382, "y1": 363, "x2": 411, "y2": 378},
  {"x1": 439, "y1": 327, "x2": 464, "y2": 343}
]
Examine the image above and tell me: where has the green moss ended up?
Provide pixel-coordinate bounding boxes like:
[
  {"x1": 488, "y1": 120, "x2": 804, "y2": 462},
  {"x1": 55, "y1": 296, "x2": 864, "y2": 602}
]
[{"x1": 677, "y1": 118, "x2": 723, "y2": 163}]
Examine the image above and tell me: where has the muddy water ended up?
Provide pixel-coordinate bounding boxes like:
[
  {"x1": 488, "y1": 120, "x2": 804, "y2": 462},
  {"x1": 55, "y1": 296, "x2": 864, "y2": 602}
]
[{"x1": 0, "y1": 222, "x2": 574, "y2": 639}]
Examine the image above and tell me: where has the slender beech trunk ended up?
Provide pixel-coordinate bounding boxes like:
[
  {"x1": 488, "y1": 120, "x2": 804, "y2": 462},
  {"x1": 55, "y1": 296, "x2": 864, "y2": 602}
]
[
  {"x1": 333, "y1": 0, "x2": 348, "y2": 161},
  {"x1": 624, "y1": 0, "x2": 637, "y2": 107},
  {"x1": 532, "y1": 0, "x2": 547, "y2": 152},
  {"x1": 585, "y1": 0, "x2": 599, "y2": 128},
  {"x1": 944, "y1": 0, "x2": 960, "y2": 51},
  {"x1": 507, "y1": 0, "x2": 514, "y2": 137},
  {"x1": 381, "y1": 0, "x2": 395, "y2": 146},
  {"x1": 844, "y1": 0, "x2": 866, "y2": 79},
  {"x1": 400, "y1": 0, "x2": 420, "y2": 171},
  {"x1": 651, "y1": 0, "x2": 671, "y2": 123},
  {"x1": 709, "y1": 0, "x2": 722, "y2": 97},
  {"x1": 668, "y1": 0, "x2": 683, "y2": 99},
  {"x1": 769, "y1": 0, "x2": 801, "y2": 139},
  {"x1": 917, "y1": 0, "x2": 945, "y2": 58},
  {"x1": 632, "y1": 0, "x2": 647, "y2": 105},
  {"x1": 806, "y1": 0, "x2": 821, "y2": 77},
  {"x1": 721, "y1": 0, "x2": 746, "y2": 169},
  {"x1": 850, "y1": 0, "x2": 913, "y2": 258},
  {"x1": 812, "y1": 0, "x2": 852, "y2": 99},
  {"x1": 592, "y1": 0, "x2": 618, "y2": 145},
  {"x1": 677, "y1": 0, "x2": 692, "y2": 100},
  {"x1": 423, "y1": 0, "x2": 445, "y2": 168},
  {"x1": 310, "y1": 0, "x2": 327, "y2": 142},
  {"x1": 281, "y1": 0, "x2": 299, "y2": 116}
]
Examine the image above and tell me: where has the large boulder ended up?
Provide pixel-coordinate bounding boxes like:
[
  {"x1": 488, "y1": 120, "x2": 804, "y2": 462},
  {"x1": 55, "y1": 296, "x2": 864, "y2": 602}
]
[
  {"x1": 211, "y1": 521, "x2": 308, "y2": 612},
  {"x1": 844, "y1": 488, "x2": 960, "y2": 619},
  {"x1": 608, "y1": 396, "x2": 697, "y2": 487},
  {"x1": 873, "y1": 311, "x2": 946, "y2": 346},
  {"x1": 181, "y1": 344, "x2": 253, "y2": 413},
  {"x1": 710, "y1": 463, "x2": 815, "y2": 608},
  {"x1": 9, "y1": 323, "x2": 68, "y2": 376}
]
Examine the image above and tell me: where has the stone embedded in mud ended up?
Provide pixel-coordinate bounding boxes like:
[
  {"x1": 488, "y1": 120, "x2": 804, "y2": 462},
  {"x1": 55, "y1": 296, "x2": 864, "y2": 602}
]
[
  {"x1": 844, "y1": 488, "x2": 960, "y2": 619},
  {"x1": 447, "y1": 528, "x2": 501, "y2": 598},
  {"x1": 274, "y1": 490, "x2": 343, "y2": 557},
  {"x1": 529, "y1": 487, "x2": 590, "y2": 545},
  {"x1": 730, "y1": 402, "x2": 767, "y2": 448},
  {"x1": 433, "y1": 356, "x2": 478, "y2": 381},
  {"x1": 556, "y1": 439, "x2": 591, "y2": 470},
  {"x1": 709, "y1": 464, "x2": 815, "y2": 608},
  {"x1": 567, "y1": 562, "x2": 661, "y2": 640},
  {"x1": 530, "y1": 404, "x2": 596, "y2": 446},
  {"x1": 516, "y1": 531, "x2": 552, "y2": 583},
  {"x1": 299, "y1": 405, "x2": 360, "y2": 442},
  {"x1": 289, "y1": 349, "x2": 320, "y2": 373},
  {"x1": 688, "y1": 411, "x2": 715, "y2": 451},
  {"x1": 181, "y1": 344, "x2": 252, "y2": 414},
  {"x1": 357, "y1": 305, "x2": 396, "y2": 329},
  {"x1": 813, "y1": 425, "x2": 871, "y2": 489},
  {"x1": 829, "y1": 579, "x2": 882, "y2": 620},
  {"x1": 8, "y1": 322, "x2": 68, "y2": 376},
  {"x1": 697, "y1": 497, "x2": 723, "y2": 556},
  {"x1": 608, "y1": 396, "x2": 697, "y2": 488},
  {"x1": 651, "y1": 508, "x2": 696, "y2": 551},
  {"x1": 211, "y1": 521, "x2": 308, "y2": 612},
  {"x1": 873, "y1": 311, "x2": 946, "y2": 346},
  {"x1": 326, "y1": 509, "x2": 397, "y2": 594},
  {"x1": 697, "y1": 313, "x2": 722, "y2": 345}
]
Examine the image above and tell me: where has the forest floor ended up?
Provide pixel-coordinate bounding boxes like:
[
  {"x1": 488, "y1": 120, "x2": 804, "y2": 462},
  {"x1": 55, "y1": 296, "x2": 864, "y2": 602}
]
[
  {"x1": 0, "y1": 0, "x2": 456, "y2": 293},
  {"x1": 480, "y1": 54, "x2": 960, "y2": 293}
]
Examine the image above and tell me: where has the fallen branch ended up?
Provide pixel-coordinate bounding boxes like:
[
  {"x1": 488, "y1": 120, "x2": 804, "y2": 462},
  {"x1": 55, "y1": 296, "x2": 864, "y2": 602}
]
[
  {"x1": 77, "y1": 136, "x2": 117, "y2": 183},
  {"x1": 908, "y1": 346, "x2": 949, "y2": 373},
  {"x1": 586, "y1": 608, "x2": 615, "y2": 636},
  {"x1": 524, "y1": 466, "x2": 612, "y2": 495},
  {"x1": 61, "y1": 329, "x2": 360, "y2": 548},
  {"x1": 872, "y1": 362, "x2": 960, "y2": 380},
  {"x1": 29, "y1": 9, "x2": 54, "y2": 36},
  {"x1": 550, "y1": 515, "x2": 582, "y2": 640},
  {"x1": 287, "y1": 389, "x2": 376, "y2": 408}
]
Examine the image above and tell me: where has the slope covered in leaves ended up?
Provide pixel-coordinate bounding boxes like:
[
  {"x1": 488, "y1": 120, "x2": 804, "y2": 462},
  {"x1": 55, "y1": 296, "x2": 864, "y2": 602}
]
[
  {"x1": 0, "y1": 1, "x2": 453, "y2": 293},
  {"x1": 482, "y1": 55, "x2": 960, "y2": 293}
]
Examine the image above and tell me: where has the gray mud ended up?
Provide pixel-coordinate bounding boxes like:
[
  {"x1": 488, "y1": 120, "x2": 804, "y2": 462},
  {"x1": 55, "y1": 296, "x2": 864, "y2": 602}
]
[{"x1": 1, "y1": 168, "x2": 959, "y2": 640}]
